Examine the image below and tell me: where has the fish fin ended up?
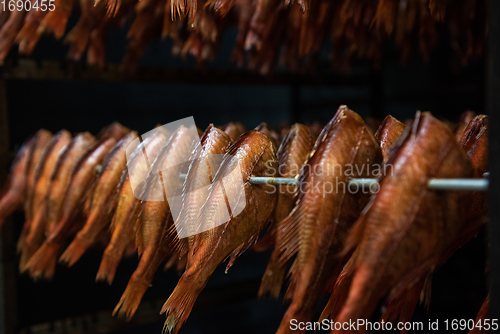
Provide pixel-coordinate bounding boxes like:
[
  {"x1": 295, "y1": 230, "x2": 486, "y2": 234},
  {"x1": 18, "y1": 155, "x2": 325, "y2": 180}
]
[
  {"x1": 113, "y1": 272, "x2": 150, "y2": 319},
  {"x1": 320, "y1": 265, "x2": 354, "y2": 321},
  {"x1": 252, "y1": 227, "x2": 276, "y2": 252},
  {"x1": 284, "y1": 259, "x2": 299, "y2": 302},
  {"x1": 167, "y1": 223, "x2": 189, "y2": 257},
  {"x1": 96, "y1": 247, "x2": 122, "y2": 285},
  {"x1": 24, "y1": 242, "x2": 60, "y2": 280},
  {"x1": 161, "y1": 272, "x2": 205, "y2": 334},
  {"x1": 59, "y1": 235, "x2": 93, "y2": 267},
  {"x1": 381, "y1": 279, "x2": 425, "y2": 333},
  {"x1": 225, "y1": 235, "x2": 258, "y2": 273},
  {"x1": 276, "y1": 206, "x2": 303, "y2": 265},
  {"x1": 258, "y1": 251, "x2": 287, "y2": 299}
]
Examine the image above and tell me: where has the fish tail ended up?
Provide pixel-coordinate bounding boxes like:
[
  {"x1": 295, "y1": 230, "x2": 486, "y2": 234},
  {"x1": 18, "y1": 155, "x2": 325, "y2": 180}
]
[
  {"x1": 39, "y1": 12, "x2": 70, "y2": 39},
  {"x1": 96, "y1": 245, "x2": 125, "y2": 284},
  {"x1": 24, "y1": 242, "x2": 60, "y2": 280},
  {"x1": 276, "y1": 301, "x2": 310, "y2": 334},
  {"x1": 320, "y1": 266, "x2": 353, "y2": 322},
  {"x1": 258, "y1": 251, "x2": 287, "y2": 299},
  {"x1": 59, "y1": 234, "x2": 93, "y2": 267},
  {"x1": 112, "y1": 272, "x2": 150, "y2": 319},
  {"x1": 161, "y1": 272, "x2": 206, "y2": 334},
  {"x1": 335, "y1": 263, "x2": 378, "y2": 332},
  {"x1": 380, "y1": 280, "x2": 425, "y2": 334}
]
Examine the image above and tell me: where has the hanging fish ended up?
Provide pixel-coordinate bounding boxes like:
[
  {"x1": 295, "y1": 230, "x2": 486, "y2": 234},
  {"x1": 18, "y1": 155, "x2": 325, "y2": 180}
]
[
  {"x1": 19, "y1": 130, "x2": 72, "y2": 270},
  {"x1": 59, "y1": 131, "x2": 138, "y2": 267},
  {"x1": 161, "y1": 130, "x2": 278, "y2": 333}
]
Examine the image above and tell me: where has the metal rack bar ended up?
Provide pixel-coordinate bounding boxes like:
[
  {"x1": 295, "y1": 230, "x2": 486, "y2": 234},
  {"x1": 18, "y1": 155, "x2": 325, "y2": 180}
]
[{"x1": 249, "y1": 177, "x2": 489, "y2": 191}]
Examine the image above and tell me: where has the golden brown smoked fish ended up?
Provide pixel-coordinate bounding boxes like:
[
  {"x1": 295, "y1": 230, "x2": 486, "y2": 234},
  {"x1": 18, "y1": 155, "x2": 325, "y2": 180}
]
[
  {"x1": 258, "y1": 123, "x2": 313, "y2": 298},
  {"x1": 256, "y1": 122, "x2": 279, "y2": 150},
  {"x1": 19, "y1": 130, "x2": 72, "y2": 269},
  {"x1": 113, "y1": 125, "x2": 198, "y2": 319},
  {"x1": 331, "y1": 112, "x2": 473, "y2": 333},
  {"x1": 96, "y1": 128, "x2": 170, "y2": 284},
  {"x1": 222, "y1": 122, "x2": 245, "y2": 141},
  {"x1": 60, "y1": 132, "x2": 138, "y2": 267},
  {"x1": 170, "y1": 124, "x2": 233, "y2": 258},
  {"x1": 274, "y1": 107, "x2": 383, "y2": 334},
  {"x1": 0, "y1": 135, "x2": 35, "y2": 226},
  {"x1": 374, "y1": 115, "x2": 407, "y2": 161},
  {"x1": 41, "y1": 133, "x2": 96, "y2": 238},
  {"x1": 161, "y1": 130, "x2": 278, "y2": 333},
  {"x1": 17, "y1": 130, "x2": 53, "y2": 251},
  {"x1": 25, "y1": 132, "x2": 104, "y2": 280}
]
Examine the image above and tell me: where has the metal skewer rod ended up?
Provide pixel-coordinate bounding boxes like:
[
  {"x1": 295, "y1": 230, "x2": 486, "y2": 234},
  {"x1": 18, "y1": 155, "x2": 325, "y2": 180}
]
[{"x1": 249, "y1": 177, "x2": 489, "y2": 191}]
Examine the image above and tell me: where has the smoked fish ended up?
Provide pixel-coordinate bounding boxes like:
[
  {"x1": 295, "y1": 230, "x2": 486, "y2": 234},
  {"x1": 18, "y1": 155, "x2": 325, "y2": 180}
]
[
  {"x1": 258, "y1": 123, "x2": 314, "y2": 298},
  {"x1": 374, "y1": 115, "x2": 407, "y2": 162},
  {"x1": 274, "y1": 106, "x2": 383, "y2": 334},
  {"x1": 59, "y1": 131, "x2": 138, "y2": 267},
  {"x1": 19, "y1": 130, "x2": 72, "y2": 269},
  {"x1": 161, "y1": 130, "x2": 278, "y2": 333},
  {"x1": 113, "y1": 124, "x2": 199, "y2": 319},
  {"x1": 97, "y1": 127, "x2": 171, "y2": 284},
  {"x1": 0, "y1": 135, "x2": 35, "y2": 226},
  {"x1": 330, "y1": 112, "x2": 473, "y2": 332},
  {"x1": 25, "y1": 132, "x2": 100, "y2": 279}
]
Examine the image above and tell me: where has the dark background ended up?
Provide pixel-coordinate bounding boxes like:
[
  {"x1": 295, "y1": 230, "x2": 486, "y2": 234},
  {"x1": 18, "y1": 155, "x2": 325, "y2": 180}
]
[{"x1": 1, "y1": 13, "x2": 489, "y2": 334}]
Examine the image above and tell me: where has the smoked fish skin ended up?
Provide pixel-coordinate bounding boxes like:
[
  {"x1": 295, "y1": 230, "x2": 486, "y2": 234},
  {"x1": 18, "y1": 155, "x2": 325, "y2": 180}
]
[
  {"x1": 172, "y1": 124, "x2": 233, "y2": 255},
  {"x1": 374, "y1": 115, "x2": 407, "y2": 162},
  {"x1": 222, "y1": 122, "x2": 245, "y2": 141},
  {"x1": 332, "y1": 112, "x2": 473, "y2": 332},
  {"x1": 96, "y1": 127, "x2": 171, "y2": 284},
  {"x1": 113, "y1": 125, "x2": 199, "y2": 319},
  {"x1": 19, "y1": 130, "x2": 72, "y2": 270},
  {"x1": 258, "y1": 123, "x2": 313, "y2": 298},
  {"x1": 59, "y1": 131, "x2": 138, "y2": 267},
  {"x1": 25, "y1": 132, "x2": 98, "y2": 280},
  {"x1": 274, "y1": 106, "x2": 383, "y2": 334},
  {"x1": 161, "y1": 130, "x2": 278, "y2": 334},
  {"x1": 17, "y1": 130, "x2": 53, "y2": 253},
  {"x1": 0, "y1": 135, "x2": 35, "y2": 226}
]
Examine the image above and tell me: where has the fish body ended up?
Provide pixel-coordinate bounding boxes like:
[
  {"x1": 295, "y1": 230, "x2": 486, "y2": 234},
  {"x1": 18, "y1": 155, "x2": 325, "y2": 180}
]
[
  {"x1": 258, "y1": 123, "x2": 314, "y2": 298},
  {"x1": 222, "y1": 122, "x2": 245, "y2": 141},
  {"x1": 332, "y1": 112, "x2": 473, "y2": 332},
  {"x1": 0, "y1": 135, "x2": 35, "y2": 226},
  {"x1": 161, "y1": 130, "x2": 278, "y2": 333},
  {"x1": 19, "y1": 130, "x2": 72, "y2": 269},
  {"x1": 96, "y1": 127, "x2": 170, "y2": 284},
  {"x1": 25, "y1": 132, "x2": 97, "y2": 279},
  {"x1": 60, "y1": 132, "x2": 138, "y2": 267},
  {"x1": 374, "y1": 115, "x2": 407, "y2": 161},
  {"x1": 113, "y1": 124, "x2": 199, "y2": 319},
  {"x1": 274, "y1": 107, "x2": 383, "y2": 334},
  {"x1": 17, "y1": 130, "x2": 53, "y2": 255},
  {"x1": 173, "y1": 124, "x2": 233, "y2": 255}
]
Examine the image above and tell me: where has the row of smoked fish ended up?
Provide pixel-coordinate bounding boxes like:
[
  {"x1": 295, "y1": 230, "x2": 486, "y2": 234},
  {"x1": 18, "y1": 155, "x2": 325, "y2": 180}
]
[
  {"x1": 0, "y1": 107, "x2": 489, "y2": 333},
  {"x1": 0, "y1": 0, "x2": 486, "y2": 73}
]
